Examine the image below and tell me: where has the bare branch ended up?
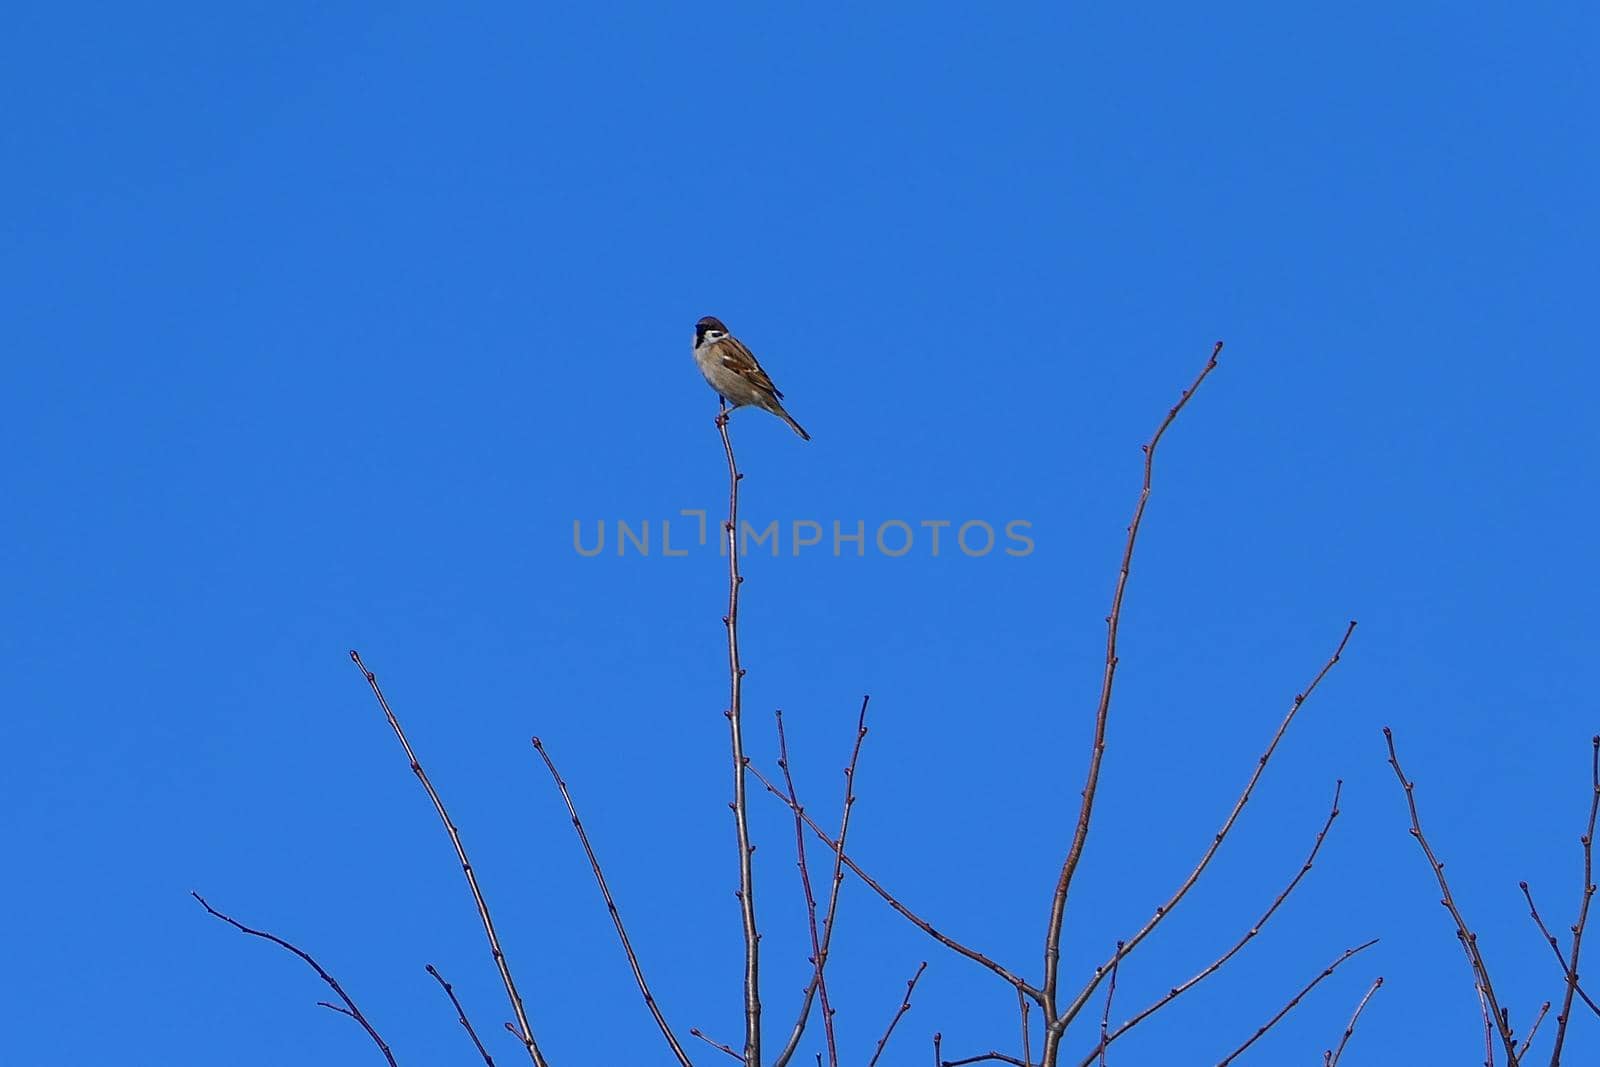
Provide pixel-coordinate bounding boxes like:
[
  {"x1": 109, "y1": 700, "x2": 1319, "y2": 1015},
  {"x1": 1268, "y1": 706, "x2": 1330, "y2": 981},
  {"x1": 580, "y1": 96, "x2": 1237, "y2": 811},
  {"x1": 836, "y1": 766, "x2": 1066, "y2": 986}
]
[
  {"x1": 531, "y1": 737, "x2": 694, "y2": 1066},
  {"x1": 1215, "y1": 939, "x2": 1378, "y2": 1066},
  {"x1": 1550, "y1": 734, "x2": 1600, "y2": 1064},
  {"x1": 942, "y1": 1054, "x2": 1027, "y2": 1067},
  {"x1": 772, "y1": 700, "x2": 870, "y2": 1067},
  {"x1": 772, "y1": 709, "x2": 832, "y2": 1067},
  {"x1": 1097, "y1": 943, "x2": 1122, "y2": 1067},
  {"x1": 748, "y1": 760, "x2": 1038, "y2": 999},
  {"x1": 868, "y1": 961, "x2": 928, "y2": 1067},
  {"x1": 1383, "y1": 727, "x2": 1517, "y2": 1064},
  {"x1": 1477, "y1": 987, "x2": 1494, "y2": 1067},
  {"x1": 1077, "y1": 780, "x2": 1345, "y2": 1065},
  {"x1": 1021, "y1": 987, "x2": 1033, "y2": 1067},
  {"x1": 1325, "y1": 975, "x2": 1382, "y2": 1066},
  {"x1": 690, "y1": 1028, "x2": 743, "y2": 1062},
  {"x1": 1516, "y1": 1001, "x2": 1549, "y2": 1062},
  {"x1": 1042, "y1": 343, "x2": 1225, "y2": 1053},
  {"x1": 716, "y1": 408, "x2": 762, "y2": 1067},
  {"x1": 426, "y1": 964, "x2": 497, "y2": 1067},
  {"x1": 1518, "y1": 883, "x2": 1600, "y2": 1017},
  {"x1": 1055, "y1": 621, "x2": 1358, "y2": 1038},
  {"x1": 348, "y1": 652, "x2": 548, "y2": 1067},
  {"x1": 774, "y1": 703, "x2": 864, "y2": 1062},
  {"x1": 192, "y1": 892, "x2": 397, "y2": 1067}
]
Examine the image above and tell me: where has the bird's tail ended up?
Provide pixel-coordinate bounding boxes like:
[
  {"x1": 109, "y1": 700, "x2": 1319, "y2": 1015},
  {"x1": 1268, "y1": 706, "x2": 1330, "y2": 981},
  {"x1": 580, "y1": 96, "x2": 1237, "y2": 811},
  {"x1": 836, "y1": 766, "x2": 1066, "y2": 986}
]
[{"x1": 777, "y1": 407, "x2": 811, "y2": 441}]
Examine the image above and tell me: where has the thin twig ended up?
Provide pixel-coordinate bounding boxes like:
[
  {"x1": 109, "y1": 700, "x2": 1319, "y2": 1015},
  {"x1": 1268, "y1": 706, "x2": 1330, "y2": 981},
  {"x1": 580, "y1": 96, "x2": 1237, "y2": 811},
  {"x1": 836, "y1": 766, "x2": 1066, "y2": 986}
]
[
  {"x1": 1383, "y1": 727, "x2": 1517, "y2": 1065},
  {"x1": 716, "y1": 409, "x2": 762, "y2": 1067},
  {"x1": 1214, "y1": 939, "x2": 1378, "y2": 1066},
  {"x1": 942, "y1": 1054, "x2": 1027, "y2": 1067},
  {"x1": 748, "y1": 760, "x2": 1039, "y2": 998},
  {"x1": 934, "y1": 1032, "x2": 942, "y2": 1067},
  {"x1": 773, "y1": 709, "x2": 831, "y2": 1067},
  {"x1": 1325, "y1": 975, "x2": 1382, "y2": 1067},
  {"x1": 348, "y1": 652, "x2": 548, "y2": 1067},
  {"x1": 773, "y1": 702, "x2": 870, "y2": 1067},
  {"x1": 192, "y1": 893, "x2": 398, "y2": 1067},
  {"x1": 531, "y1": 737, "x2": 694, "y2": 1066},
  {"x1": 1516, "y1": 1001, "x2": 1549, "y2": 1062},
  {"x1": 1097, "y1": 944, "x2": 1122, "y2": 1067},
  {"x1": 1040, "y1": 342, "x2": 1223, "y2": 1065},
  {"x1": 1055, "y1": 621, "x2": 1358, "y2": 1039},
  {"x1": 1021, "y1": 987, "x2": 1033, "y2": 1067},
  {"x1": 426, "y1": 964, "x2": 497, "y2": 1067},
  {"x1": 1550, "y1": 735, "x2": 1600, "y2": 1064},
  {"x1": 691, "y1": 1028, "x2": 743, "y2": 1062},
  {"x1": 1518, "y1": 883, "x2": 1600, "y2": 1017},
  {"x1": 1478, "y1": 987, "x2": 1495, "y2": 1067},
  {"x1": 869, "y1": 961, "x2": 928, "y2": 1067},
  {"x1": 1077, "y1": 780, "x2": 1345, "y2": 1065}
]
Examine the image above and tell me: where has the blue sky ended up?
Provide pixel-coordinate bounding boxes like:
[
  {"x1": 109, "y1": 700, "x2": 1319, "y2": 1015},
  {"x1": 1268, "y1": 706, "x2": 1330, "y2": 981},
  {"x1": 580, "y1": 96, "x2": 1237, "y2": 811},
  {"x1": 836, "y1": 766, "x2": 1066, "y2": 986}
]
[{"x1": 3, "y1": 3, "x2": 1597, "y2": 1064}]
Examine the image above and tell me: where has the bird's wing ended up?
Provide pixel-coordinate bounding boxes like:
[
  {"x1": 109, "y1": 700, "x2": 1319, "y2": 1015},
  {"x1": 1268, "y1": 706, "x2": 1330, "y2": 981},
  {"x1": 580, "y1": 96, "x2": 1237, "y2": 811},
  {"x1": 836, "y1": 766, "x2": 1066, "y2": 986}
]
[{"x1": 721, "y1": 339, "x2": 784, "y2": 399}]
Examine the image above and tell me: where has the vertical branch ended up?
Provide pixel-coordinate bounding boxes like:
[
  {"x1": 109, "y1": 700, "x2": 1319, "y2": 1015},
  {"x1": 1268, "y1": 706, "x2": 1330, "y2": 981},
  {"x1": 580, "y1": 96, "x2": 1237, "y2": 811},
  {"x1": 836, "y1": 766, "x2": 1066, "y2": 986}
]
[
  {"x1": 192, "y1": 893, "x2": 399, "y2": 1067},
  {"x1": 426, "y1": 964, "x2": 498, "y2": 1067},
  {"x1": 531, "y1": 738, "x2": 694, "y2": 1066},
  {"x1": 347, "y1": 652, "x2": 549, "y2": 1067},
  {"x1": 1040, "y1": 342, "x2": 1222, "y2": 1063},
  {"x1": 1020, "y1": 987, "x2": 1033, "y2": 1067},
  {"x1": 717, "y1": 410, "x2": 761, "y2": 1067},
  {"x1": 868, "y1": 962, "x2": 928, "y2": 1067},
  {"x1": 1550, "y1": 734, "x2": 1600, "y2": 1064},
  {"x1": 773, "y1": 711, "x2": 834, "y2": 1067},
  {"x1": 1097, "y1": 944, "x2": 1121, "y2": 1067},
  {"x1": 1383, "y1": 727, "x2": 1517, "y2": 1065}
]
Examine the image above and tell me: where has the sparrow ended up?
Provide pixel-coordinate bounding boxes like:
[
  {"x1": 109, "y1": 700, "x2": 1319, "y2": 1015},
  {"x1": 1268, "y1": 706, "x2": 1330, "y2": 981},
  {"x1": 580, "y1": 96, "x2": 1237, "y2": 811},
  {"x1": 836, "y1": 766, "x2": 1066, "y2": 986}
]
[{"x1": 692, "y1": 316, "x2": 810, "y2": 440}]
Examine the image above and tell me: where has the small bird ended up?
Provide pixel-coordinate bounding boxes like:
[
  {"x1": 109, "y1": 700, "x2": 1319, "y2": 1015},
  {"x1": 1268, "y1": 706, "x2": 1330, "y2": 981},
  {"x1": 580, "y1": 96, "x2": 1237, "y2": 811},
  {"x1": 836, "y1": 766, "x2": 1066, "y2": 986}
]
[{"x1": 692, "y1": 316, "x2": 810, "y2": 440}]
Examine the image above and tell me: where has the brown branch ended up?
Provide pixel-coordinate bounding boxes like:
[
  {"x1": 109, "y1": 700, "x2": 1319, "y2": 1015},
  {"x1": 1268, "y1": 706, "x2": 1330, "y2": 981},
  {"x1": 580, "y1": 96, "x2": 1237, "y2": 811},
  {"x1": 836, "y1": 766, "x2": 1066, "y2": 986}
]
[
  {"x1": 1516, "y1": 1001, "x2": 1549, "y2": 1062},
  {"x1": 1097, "y1": 944, "x2": 1122, "y2": 1067},
  {"x1": 773, "y1": 708, "x2": 832, "y2": 1067},
  {"x1": 1054, "y1": 621, "x2": 1358, "y2": 1038},
  {"x1": 773, "y1": 701, "x2": 870, "y2": 1067},
  {"x1": 1215, "y1": 939, "x2": 1378, "y2": 1066},
  {"x1": 1383, "y1": 727, "x2": 1518, "y2": 1065},
  {"x1": 426, "y1": 964, "x2": 497, "y2": 1067},
  {"x1": 1077, "y1": 779, "x2": 1345, "y2": 1065},
  {"x1": 868, "y1": 961, "x2": 928, "y2": 1067},
  {"x1": 192, "y1": 892, "x2": 398, "y2": 1067},
  {"x1": 716, "y1": 409, "x2": 762, "y2": 1067},
  {"x1": 1020, "y1": 987, "x2": 1033, "y2": 1067},
  {"x1": 748, "y1": 760, "x2": 1038, "y2": 998},
  {"x1": 1477, "y1": 988, "x2": 1495, "y2": 1067},
  {"x1": 1549, "y1": 734, "x2": 1600, "y2": 1064},
  {"x1": 690, "y1": 1028, "x2": 743, "y2": 1062},
  {"x1": 1040, "y1": 341, "x2": 1223, "y2": 1057},
  {"x1": 942, "y1": 1053, "x2": 1027, "y2": 1067},
  {"x1": 348, "y1": 651, "x2": 549, "y2": 1067},
  {"x1": 1518, "y1": 883, "x2": 1600, "y2": 1017},
  {"x1": 531, "y1": 737, "x2": 693, "y2": 1066},
  {"x1": 1324, "y1": 975, "x2": 1382, "y2": 1067}
]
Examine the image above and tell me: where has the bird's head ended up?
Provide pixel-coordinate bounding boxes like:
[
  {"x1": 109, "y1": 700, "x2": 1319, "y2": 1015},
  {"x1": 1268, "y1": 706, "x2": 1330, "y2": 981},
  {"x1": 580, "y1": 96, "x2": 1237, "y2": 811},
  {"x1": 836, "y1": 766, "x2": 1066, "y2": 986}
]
[{"x1": 695, "y1": 316, "x2": 729, "y2": 348}]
